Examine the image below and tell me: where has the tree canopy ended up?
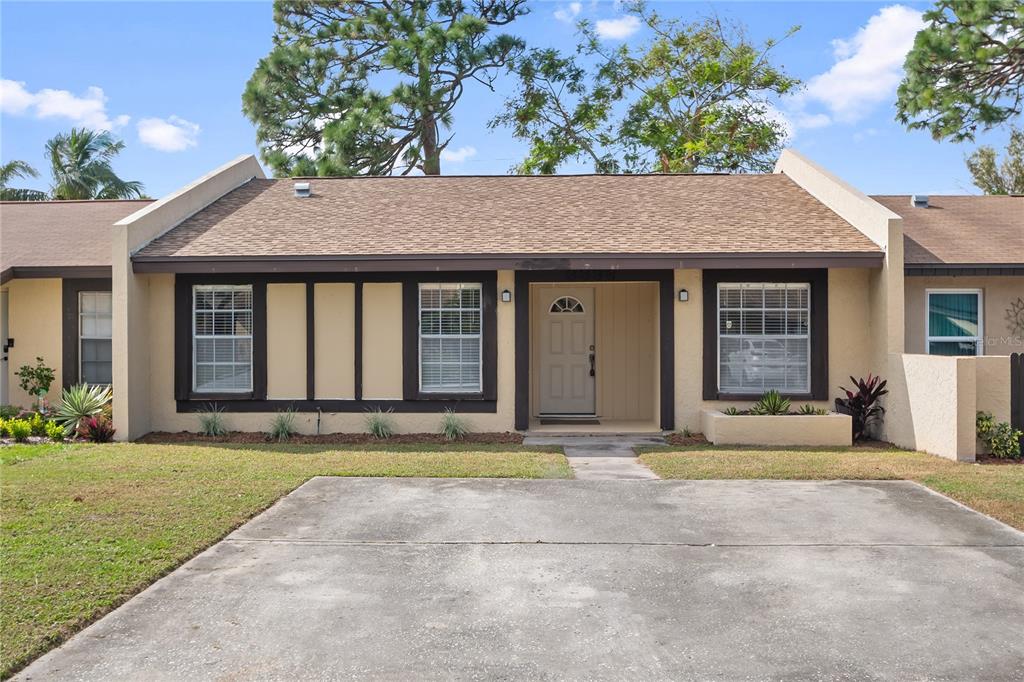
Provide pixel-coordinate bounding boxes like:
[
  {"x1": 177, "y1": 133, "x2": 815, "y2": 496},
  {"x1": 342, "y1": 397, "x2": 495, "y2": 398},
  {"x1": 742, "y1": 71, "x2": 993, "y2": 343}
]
[
  {"x1": 243, "y1": 0, "x2": 528, "y2": 176},
  {"x1": 0, "y1": 160, "x2": 47, "y2": 201},
  {"x1": 491, "y1": 2, "x2": 799, "y2": 174},
  {"x1": 896, "y1": 0, "x2": 1024, "y2": 142},
  {"x1": 45, "y1": 129, "x2": 145, "y2": 200},
  {"x1": 965, "y1": 125, "x2": 1024, "y2": 194}
]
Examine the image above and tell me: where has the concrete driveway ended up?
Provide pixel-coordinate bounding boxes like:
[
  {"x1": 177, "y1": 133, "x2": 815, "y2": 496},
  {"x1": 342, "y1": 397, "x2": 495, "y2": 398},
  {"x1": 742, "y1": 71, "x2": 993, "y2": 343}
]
[{"x1": 17, "y1": 479, "x2": 1024, "y2": 680}]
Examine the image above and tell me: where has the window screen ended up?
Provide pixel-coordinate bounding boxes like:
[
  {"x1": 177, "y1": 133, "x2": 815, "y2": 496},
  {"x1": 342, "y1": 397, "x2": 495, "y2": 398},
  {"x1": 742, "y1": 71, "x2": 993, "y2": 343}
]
[
  {"x1": 419, "y1": 283, "x2": 482, "y2": 393},
  {"x1": 193, "y1": 285, "x2": 253, "y2": 393}
]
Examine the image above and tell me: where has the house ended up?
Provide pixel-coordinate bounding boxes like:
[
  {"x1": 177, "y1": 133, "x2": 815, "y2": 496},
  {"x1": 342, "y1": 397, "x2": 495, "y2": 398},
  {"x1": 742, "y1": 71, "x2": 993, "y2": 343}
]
[
  {"x1": 870, "y1": 195, "x2": 1023, "y2": 357},
  {"x1": 0, "y1": 199, "x2": 153, "y2": 406}
]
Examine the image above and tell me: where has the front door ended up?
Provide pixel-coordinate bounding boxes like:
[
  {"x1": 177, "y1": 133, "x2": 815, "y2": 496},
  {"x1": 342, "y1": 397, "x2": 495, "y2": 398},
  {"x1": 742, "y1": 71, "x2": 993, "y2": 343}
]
[{"x1": 538, "y1": 287, "x2": 595, "y2": 415}]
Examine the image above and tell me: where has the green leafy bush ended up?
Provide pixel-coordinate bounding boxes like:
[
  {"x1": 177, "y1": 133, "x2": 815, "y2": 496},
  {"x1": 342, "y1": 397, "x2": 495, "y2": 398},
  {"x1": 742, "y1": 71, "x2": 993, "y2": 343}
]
[
  {"x1": 749, "y1": 390, "x2": 791, "y2": 416},
  {"x1": 16, "y1": 357, "x2": 55, "y2": 404},
  {"x1": 56, "y1": 383, "x2": 112, "y2": 437},
  {"x1": 977, "y1": 411, "x2": 1022, "y2": 459},
  {"x1": 0, "y1": 405, "x2": 20, "y2": 419},
  {"x1": 82, "y1": 416, "x2": 116, "y2": 443},
  {"x1": 722, "y1": 406, "x2": 740, "y2": 416},
  {"x1": 7, "y1": 419, "x2": 32, "y2": 442},
  {"x1": 797, "y1": 404, "x2": 828, "y2": 416},
  {"x1": 268, "y1": 408, "x2": 297, "y2": 442},
  {"x1": 439, "y1": 408, "x2": 468, "y2": 441},
  {"x1": 27, "y1": 413, "x2": 47, "y2": 436},
  {"x1": 365, "y1": 408, "x2": 395, "y2": 439},
  {"x1": 198, "y1": 404, "x2": 227, "y2": 437},
  {"x1": 45, "y1": 420, "x2": 65, "y2": 441},
  {"x1": 0, "y1": 419, "x2": 9, "y2": 438}
]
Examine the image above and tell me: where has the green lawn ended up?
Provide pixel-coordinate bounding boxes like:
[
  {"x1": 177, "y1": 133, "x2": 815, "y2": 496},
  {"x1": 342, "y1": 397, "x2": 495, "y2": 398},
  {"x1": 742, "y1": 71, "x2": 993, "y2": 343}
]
[
  {"x1": 0, "y1": 442, "x2": 570, "y2": 678},
  {"x1": 640, "y1": 445, "x2": 1024, "y2": 532}
]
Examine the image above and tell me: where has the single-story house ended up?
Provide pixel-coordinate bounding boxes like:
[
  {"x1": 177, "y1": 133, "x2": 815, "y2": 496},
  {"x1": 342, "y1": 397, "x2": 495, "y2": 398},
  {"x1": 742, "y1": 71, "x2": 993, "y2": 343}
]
[{"x1": 0, "y1": 199, "x2": 152, "y2": 406}]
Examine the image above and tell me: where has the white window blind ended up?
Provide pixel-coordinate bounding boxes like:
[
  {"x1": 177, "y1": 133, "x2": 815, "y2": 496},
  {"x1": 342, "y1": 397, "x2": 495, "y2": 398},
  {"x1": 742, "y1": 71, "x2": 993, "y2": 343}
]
[
  {"x1": 193, "y1": 285, "x2": 253, "y2": 393},
  {"x1": 419, "y1": 283, "x2": 482, "y2": 393}
]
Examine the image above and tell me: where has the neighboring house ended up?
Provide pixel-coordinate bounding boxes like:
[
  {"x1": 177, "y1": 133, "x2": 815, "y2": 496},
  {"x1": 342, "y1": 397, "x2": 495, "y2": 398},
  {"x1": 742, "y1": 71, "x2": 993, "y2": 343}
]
[
  {"x1": 0, "y1": 199, "x2": 152, "y2": 406},
  {"x1": 872, "y1": 195, "x2": 1024, "y2": 357}
]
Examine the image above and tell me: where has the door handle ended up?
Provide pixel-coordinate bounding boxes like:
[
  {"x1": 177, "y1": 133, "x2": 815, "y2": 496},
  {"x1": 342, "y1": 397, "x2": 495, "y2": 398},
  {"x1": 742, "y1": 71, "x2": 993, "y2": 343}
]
[{"x1": 589, "y1": 352, "x2": 595, "y2": 377}]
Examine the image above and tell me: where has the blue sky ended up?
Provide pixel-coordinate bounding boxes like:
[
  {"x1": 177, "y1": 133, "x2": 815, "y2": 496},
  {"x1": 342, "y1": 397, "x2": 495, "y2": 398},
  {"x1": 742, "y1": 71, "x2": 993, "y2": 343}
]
[{"x1": 1, "y1": 1, "x2": 1013, "y2": 198}]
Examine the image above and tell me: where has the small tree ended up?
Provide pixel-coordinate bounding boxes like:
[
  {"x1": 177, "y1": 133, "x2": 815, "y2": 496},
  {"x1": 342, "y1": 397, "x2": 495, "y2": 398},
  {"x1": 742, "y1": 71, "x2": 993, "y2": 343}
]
[
  {"x1": 16, "y1": 357, "x2": 56, "y2": 407},
  {"x1": 966, "y1": 125, "x2": 1024, "y2": 195},
  {"x1": 897, "y1": 0, "x2": 1024, "y2": 142}
]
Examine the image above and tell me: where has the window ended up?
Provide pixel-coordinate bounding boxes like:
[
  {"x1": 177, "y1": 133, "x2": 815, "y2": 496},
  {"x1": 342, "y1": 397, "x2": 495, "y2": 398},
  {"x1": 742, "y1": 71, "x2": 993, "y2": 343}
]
[
  {"x1": 193, "y1": 285, "x2": 253, "y2": 393},
  {"x1": 718, "y1": 282, "x2": 810, "y2": 394},
  {"x1": 927, "y1": 290, "x2": 983, "y2": 356},
  {"x1": 419, "y1": 283, "x2": 481, "y2": 393},
  {"x1": 550, "y1": 296, "x2": 584, "y2": 314},
  {"x1": 79, "y1": 292, "x2": 112, "y2": 385}
]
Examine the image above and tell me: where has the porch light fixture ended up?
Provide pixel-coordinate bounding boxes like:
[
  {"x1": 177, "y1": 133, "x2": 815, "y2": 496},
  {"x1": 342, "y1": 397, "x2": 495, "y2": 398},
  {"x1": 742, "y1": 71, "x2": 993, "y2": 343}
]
[
  {"x1": 501, "y1": 289, "x2": 512, "y2": 303},
  {"x1": 678, "y1": 289, "x2": 689, "y2": 302}
]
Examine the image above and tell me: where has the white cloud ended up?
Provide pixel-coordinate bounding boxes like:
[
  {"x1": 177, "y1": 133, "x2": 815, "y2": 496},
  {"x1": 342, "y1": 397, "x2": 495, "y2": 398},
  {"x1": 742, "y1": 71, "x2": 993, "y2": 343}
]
[
  {"x1": 0, "y1": 79, "x2": 128, "y2": 130},
  {"x1": 794, "y1": 112, "x2": 832, "y2": 130},
  {"x1": 440, "y1": 145, "x2": 477, "y2": 163},
  {"x1": 554, "y1": 2, "x2": 582, "y2": 24},
  {"x1": 801, "y1": 5, "x2": 924, "y2": 124},
  {"x1": 137, "y1": 115, "x2": 201, "y2": 152},
  {"x1": 595, "y1": 15, "x2": 640, "y2": 40}
]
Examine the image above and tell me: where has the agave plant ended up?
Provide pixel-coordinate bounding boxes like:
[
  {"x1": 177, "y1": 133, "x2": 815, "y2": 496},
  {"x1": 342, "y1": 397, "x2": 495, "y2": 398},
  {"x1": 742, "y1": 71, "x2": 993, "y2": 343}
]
[
  {"x1": 749, "y1": 389, "x2": 791, "y2": 416},
  {"x1": 56, "y1": 383, "x2": 113, "y2": 437},
  {"x1": 836, "y1": 374, "x2": 888, "y2": 442}
]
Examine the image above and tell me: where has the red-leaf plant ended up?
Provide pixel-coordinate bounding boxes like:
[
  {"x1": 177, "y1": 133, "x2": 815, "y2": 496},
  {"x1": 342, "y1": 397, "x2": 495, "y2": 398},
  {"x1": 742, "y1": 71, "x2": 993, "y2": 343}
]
[{"x1": 836, "y1": 374, "x2": 888, "y2": 442}]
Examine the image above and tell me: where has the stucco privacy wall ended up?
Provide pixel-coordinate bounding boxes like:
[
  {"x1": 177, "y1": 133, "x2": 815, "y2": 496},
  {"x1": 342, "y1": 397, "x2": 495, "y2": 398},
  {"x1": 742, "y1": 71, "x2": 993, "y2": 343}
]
[
  {"x1": 3, "y1": 278, "x2": 62, "y2": 407},
  {"x1": 142, "y1": 271, "x2": 518, "y2": 434},
  {"x1": 267, "y1": 283, "x2": 307, "y2": 400},
  {"x1": 113, "y1": 156, "x2": 266, "y2": 440},
  {"x1": 672, "y1": 267, "x2": 877, "y2": 432},
  {"x1": 905, "y1": 275, "x2": 1024, "y2": 355},
  {"x1": 885, "y1": 353, "x2": 1010, "y2": 461}
]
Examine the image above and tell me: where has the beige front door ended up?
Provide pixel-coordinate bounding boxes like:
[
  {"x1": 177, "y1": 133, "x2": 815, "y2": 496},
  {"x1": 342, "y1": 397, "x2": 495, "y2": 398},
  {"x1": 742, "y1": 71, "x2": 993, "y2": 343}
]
[{"x1": 538, "y1": 287, "x2": 595, "y2": 415}]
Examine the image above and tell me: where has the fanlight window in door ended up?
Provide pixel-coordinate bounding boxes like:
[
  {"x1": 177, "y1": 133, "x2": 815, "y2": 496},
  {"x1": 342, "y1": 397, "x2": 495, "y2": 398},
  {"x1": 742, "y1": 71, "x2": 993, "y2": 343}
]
[{"x1": 550, "y1": 296, "x2": 585, "y2": 314}]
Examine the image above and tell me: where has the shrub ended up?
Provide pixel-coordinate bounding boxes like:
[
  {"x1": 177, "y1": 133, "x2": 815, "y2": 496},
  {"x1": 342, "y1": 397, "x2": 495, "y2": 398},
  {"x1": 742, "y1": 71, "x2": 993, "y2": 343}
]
[
  {"x1": 45, "y1": 420, "x2": 65, "y2": 441},
  {"x1": 836, "y1": 374, "x2": 888, "y2": 442},
  {"x1": 365, "y1": 408, "x2": 394, "y2": 439},
  {"x1": 722, "y1": 406, "x2": 740, "y2": 416},
  {"x1": 0, "y1": 419, "x2": 9, "y2": 438},
  {"x1": 797, "y1": 404, "x2": 828, "y2": 416},
  {"x1": 81, "y1": 415, "x2": 116, "y2": 443},
  {"x1": 198, "y1": 404, "x2": 227, "y2": 437},
  {"x1": 56, "y1": 383, "x2": 112, "y2": 437},
  {"x1": 439, "y1": 408, "x2": 468, "y2": 441},
  {"x1": 16, "y1": 357, "x2": 55, "y2": 405},
  {"x1": 977, "y1": 412, "x2": 1022, "y2": 459},
  {"x1": 27, "y1": 412, "x2": 47, "y2": 436},
  {"x1": 7, "y1": 418, "x2": 32, "y2": 442},
  {"x1": 268, "y1": 408, "x2": 297, "y2": 442},
  {"x1": 0, "y1": 404, "x2": 20, "y2": 419},
  {"x1": 749, "y1": 390, "x2": 790, "y2": 416}
]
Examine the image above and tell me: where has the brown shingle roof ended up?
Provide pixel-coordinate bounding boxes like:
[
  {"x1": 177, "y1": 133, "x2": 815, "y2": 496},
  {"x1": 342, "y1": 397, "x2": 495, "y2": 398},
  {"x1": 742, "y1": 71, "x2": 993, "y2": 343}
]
[
  {"x1": 1, "y1": 199, "x2": 152, "y2": 281},
  {"x1": 872, "y1": 195, "x2": 1024, "y2": 265},
  {"x1": 137, "y1": 174, "x2": 880, "y2": 259}
]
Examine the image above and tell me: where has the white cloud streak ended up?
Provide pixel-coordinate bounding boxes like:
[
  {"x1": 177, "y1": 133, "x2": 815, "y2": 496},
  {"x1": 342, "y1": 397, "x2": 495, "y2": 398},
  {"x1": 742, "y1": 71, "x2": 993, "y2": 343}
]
[
  {"x1": 554, "y1": 2, "x2": 582, "y2": 24},
  {"x1": 595, "y1": 15, "x2": 640, "y2": 40},
  {"x1": 137, "y1": 115, "x2": 201, "y2": 152},
  {"x1": 440, "y1": 145, "x2": 477, "y2": 163},
  {"x1": 0, "y1": 79, "x2": 129, "y2": 130}
]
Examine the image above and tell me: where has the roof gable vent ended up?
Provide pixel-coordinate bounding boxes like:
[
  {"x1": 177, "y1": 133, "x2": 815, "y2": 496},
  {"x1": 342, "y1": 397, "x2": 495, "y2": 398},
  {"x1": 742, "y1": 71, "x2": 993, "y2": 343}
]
[
  {"x1": 911, "y1": 194, "x2": 929, "y2": 208},
  {"x1": 294, "y1": 181, "x2": 311, "y2": 198}
]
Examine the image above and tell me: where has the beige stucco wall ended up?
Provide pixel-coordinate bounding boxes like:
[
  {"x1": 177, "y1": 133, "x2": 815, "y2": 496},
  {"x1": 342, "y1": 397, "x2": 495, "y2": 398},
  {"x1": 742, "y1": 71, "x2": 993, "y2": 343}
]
[
  {"x1": 673, "y1": 267, "x2": 879, "y2": 433},
  {"x1": 266, "y1": 283, "x2": 307, "y2": 399},
  {"x1": 361, "y1": 282, "x2": 403, "y2": 400},
  {"x1": 702, "y1": 410, "x2": 852, "y2": 447},
  {"x1": 314, "y1": 283, "x2": 355, "y2": 399},
  {"x1": 529, "y1": 281, "x2": 658, "y2": 423},
  {"x1": 143, "y1": 271, "x2": 517, "y2": 436},
  {"x1": 904, "y1": 275, "x2": 1024, "y2": 356},
  {"x1": 3, "y1": 278, "x2": 63, "y2": 407}
]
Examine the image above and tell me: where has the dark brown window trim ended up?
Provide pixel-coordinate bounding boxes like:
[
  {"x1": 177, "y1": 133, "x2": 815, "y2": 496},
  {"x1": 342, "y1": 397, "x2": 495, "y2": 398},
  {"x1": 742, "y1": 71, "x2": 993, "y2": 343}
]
[
  {"x1": 354, "y1": 281, "x2": 363, "y2": 401},
  {"x1": 61, "y1": 278, "x2": 112, "y2": 389},
  {"x1": 702, "y1": 269, "x2": 828, "y2": 402},
  {"x1": 305, "y1": 282, "x2": 315, "y2": 400},
  {"x1": 401, "y1": 272, "x2": 498, "y2": 402},
  {"x1": 905, "y1": 264, "x2": 1024, "y2": 276},
  {"x1": 514, "y1": 269, "x2": 675, "y2": 431}
]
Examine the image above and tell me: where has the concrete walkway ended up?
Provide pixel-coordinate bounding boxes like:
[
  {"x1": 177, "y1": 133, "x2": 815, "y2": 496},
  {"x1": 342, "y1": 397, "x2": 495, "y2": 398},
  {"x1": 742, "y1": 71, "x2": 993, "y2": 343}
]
[
  {"x1": 16, "y1": 479, "x2": 1024, "y2": 680},
  {"x1": 522, "y1": 435, "x2": 664, "y2": 480}
]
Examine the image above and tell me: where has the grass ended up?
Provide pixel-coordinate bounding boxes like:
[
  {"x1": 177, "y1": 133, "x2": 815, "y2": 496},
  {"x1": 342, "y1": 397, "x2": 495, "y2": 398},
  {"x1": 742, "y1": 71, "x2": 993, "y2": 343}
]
[
  {"x1": 640, "y1": 444, "x2": 1024, "y2": 531},
  {"x1": 0, "y1": 442, "x2": 570, "y2": 678}
]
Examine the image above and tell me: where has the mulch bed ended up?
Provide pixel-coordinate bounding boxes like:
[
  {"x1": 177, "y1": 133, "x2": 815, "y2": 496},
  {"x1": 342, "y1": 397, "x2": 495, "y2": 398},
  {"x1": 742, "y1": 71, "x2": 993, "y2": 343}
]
[
  {"x1": 664, "y1": 432, "x2": 709, "y2": 447},
  {"x1": 138, "y1": 431, "x2": 525, "y2": 446},
  {"x1": 975, "y1": 455, "x2": 1023, "y2": 466}
]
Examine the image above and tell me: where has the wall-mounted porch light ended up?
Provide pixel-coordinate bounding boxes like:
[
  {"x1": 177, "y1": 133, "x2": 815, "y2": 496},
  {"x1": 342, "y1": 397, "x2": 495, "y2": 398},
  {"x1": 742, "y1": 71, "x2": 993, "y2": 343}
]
[
  {"x1": 678, "y1": 289, "x2": 689, "y2": 302},
  {"x1": 501, "y1": 289, "x2": 513, "y2": 303}
]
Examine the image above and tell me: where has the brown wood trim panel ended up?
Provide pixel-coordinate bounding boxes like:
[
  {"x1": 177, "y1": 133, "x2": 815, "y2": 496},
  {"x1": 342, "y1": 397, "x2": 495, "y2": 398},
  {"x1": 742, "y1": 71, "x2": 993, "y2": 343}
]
[
  {"x1": 175, "y1": 398, "x2": 497, "y2": 414},
  {"x1": 305, "y1": 282, "x2": 315, "y2": 400},
  {"x1": 354, "y1": 281, "x2": 363, "y2": 401},
  {"x1": 702, "y1": 269, "x2": 828, "y2": 402},
  {"x1": 905, "y1": 264, "x2": 1024, "y2": 276},
  {"x1": 514, "y1": 269, "x2": 674, "y2": 431},
  {"x1": 61, "y1": 278, "x2": 112, "y2": 389},
  {"x1": 5, "y1": 265, "x2": 112, "y2": 285}
]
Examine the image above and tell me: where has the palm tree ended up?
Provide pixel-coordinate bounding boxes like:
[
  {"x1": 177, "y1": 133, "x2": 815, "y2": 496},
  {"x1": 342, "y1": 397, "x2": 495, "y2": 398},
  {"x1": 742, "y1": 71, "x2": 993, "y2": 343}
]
[
  {"x1": 45, "y1": 128, "x2": 145, "y2": 200},
  {"x1": 0, "y1": 160, "x2": 48, "y2": 201}
]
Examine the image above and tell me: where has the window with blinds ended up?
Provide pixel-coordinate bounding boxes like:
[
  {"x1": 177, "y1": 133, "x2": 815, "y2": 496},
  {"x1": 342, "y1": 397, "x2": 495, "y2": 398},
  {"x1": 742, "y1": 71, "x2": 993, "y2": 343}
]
[
  {"x1": 927, "y1": 290, "x2": 983, "y2": 356},
  {"x1": 419, "y1": 283, "x2": 482, "y2": 393},
  {"x1": 79, "y1": 291, "x2": 112, "y2": 385},
  {"x1": 718, "y1": 282, "x2": 811, "y2": 394},
  {"x1": 193, "y1": 285, "x2": 253, "y2": 393}
]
